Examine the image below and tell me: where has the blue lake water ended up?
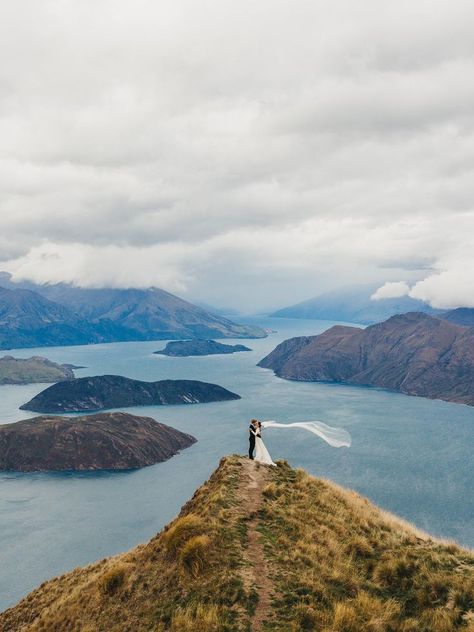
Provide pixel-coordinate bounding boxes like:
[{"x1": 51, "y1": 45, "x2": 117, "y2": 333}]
[{"x1": 1, "y1": 316, "x2": 473, "y2": 611}]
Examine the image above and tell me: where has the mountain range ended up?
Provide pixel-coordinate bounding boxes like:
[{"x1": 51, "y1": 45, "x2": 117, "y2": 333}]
[
  {"x1": 2, "y1": 455, "x2": 473, "y2": 630},
  {"x1": 271, "y1": 284, "x2": 443, "y2": 324},
  {"x1": 259, "y1": 312, "x2": 474, "y2": 406},
  {"x1": 0, "y1": 272, "x2": 265, "y2": 349}
]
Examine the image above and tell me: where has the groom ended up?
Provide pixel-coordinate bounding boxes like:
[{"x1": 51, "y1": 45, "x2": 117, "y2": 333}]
[{"x1": 248, "y1": 418, "x2": 259, "y2": 459}]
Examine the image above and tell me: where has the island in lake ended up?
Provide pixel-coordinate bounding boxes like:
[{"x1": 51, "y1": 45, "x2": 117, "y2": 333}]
[
  {"x1": 154, "y1": 339, "x2": 251, "y2": 357},
  {"x1": 0, "y1": 355, "x2": 80, "y2": 385},
  {"x1": 0, "y1": 412, "x2": 196, "y2": 471},
  {"x1": 258, "y1": 312, "x2": 474, "y2": 406},
  {"x1": 20, "y1": 374, "x2": 241, "y2": 413}
]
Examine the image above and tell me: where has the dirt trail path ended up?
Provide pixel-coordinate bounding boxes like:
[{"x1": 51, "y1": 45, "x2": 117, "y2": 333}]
[{"x1": 239, "y1": 459, "x2": 274, "y2": 632}]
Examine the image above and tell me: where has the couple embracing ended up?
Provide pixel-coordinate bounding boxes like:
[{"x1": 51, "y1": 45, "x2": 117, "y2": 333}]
[{"x1": 248, "y1": 419, "x2": 276, "y2": 466}]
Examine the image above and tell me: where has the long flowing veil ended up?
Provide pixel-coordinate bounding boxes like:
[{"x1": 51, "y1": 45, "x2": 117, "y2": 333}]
[{"x1": 261, "y1": 420, "x2": 351, "y2": 448}]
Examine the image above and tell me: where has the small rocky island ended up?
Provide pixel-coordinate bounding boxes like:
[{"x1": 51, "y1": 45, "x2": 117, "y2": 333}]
[
  {"x1": 154, "y1": 339, "x2": 251, "y2": 357},
  {"x1": 0, "y1": 355, "x2": 79, "y2": 385},
  {"x1": 0, "y1": 412, "x2": 196, "y2": 471},
  {"x1": 20, "y1": 374, "x2": 241, "y2": 413},
  {"x1": 258, "y1": 312, "x2": 474, "y2": 406}
]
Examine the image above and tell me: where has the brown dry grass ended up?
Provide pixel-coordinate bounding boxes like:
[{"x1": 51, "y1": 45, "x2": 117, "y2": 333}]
[
  {"x1": 259, "y1": 462, "x2": 474, "y2": 631},
  {"x1": 1, "y1": 455, "x2": 473, "y2": 632},
  {"x1": 0, "y1": 456, "x2": 251, "y2": 632}
]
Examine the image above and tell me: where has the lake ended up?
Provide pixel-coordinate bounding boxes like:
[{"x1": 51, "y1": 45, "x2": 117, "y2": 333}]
[{"x1": 1, "y1": 316, "x2": 473, "y2": 611}]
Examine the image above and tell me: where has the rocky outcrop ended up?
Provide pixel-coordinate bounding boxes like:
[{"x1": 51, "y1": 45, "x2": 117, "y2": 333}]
[
  {"x1": 0, "y1": 412, "x2": 196, "y2": 471},
  {"x1": 20, "y1": 374, "x2": 241, "y2": 413},
  {"x1": 154, "y1": 339, "x2": 251, "y2": 356},
  {"x1": 258, "y1": 312, "x2": 474, "y2": 406},
  {"x1": 0, "y1": 355, "x2": 76, "y2": 385}
]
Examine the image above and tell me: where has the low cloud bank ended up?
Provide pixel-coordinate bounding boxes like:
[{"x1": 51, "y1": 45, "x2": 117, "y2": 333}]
[{"x1": 1, "y1": 1, "x2": 473, "y2": 310}]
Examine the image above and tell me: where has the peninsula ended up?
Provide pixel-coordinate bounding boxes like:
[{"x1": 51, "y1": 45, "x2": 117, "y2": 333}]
[
  {"x1": 0, "y1": 355, "x2": 76, "y2": 385},
  {"x1": 258, "y1": 312, "x2": 474, "y2": 406}
]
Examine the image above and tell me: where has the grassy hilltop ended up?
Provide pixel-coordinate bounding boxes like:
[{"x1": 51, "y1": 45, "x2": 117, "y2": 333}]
[{"x1": 2, "y1": 456, "x2": 474, "y2": 631}]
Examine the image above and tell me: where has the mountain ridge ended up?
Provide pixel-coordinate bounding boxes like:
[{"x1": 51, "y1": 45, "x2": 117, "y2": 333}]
[
  {"x1": 271, "y1": 284, "x2": 442, "y2": 324},
  {"x1": 0, "y1": 273, "x2": 266, "y2": 348},
  {"x1": 443, "y1": 307, "x2": 474, "y2": 328},
  {"x1": 2, "y1": 455, "x2": 473, "y2": 631}
]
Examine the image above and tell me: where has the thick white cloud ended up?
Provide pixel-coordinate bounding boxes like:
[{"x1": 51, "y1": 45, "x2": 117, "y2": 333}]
[
  {"x1": 371, "y1": 282, "x2": 410, "y2": 301},
  {"x1": 409, "y1": 251, "x2": 474, "y2": 308},
  {"x1": 1, "y1": 0, "x2": 474, "y2": 310}
]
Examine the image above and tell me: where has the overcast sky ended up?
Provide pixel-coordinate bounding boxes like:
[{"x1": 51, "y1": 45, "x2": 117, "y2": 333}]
[{"x1": 1, "y1": 0, "x2": 473, "y2": 311}]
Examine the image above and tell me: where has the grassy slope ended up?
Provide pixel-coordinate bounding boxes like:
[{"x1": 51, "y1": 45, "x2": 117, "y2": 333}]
[{"x1": 1, "y1": 456, "x2": 474, "y2": 632}]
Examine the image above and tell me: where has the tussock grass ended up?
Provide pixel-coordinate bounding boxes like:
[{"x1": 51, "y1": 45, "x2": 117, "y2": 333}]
[
  {"x1": 179, "y1": 534, "x2": 211, "y2": 576},
  {"x1": 0, "y1": 456, "x2": 251, "y2": 632},
  {"x1": 162, "y1": 513, "x2": 206, "y2": 555},
  {"x1": 1, "y1": 455, "x2": 473, "y2": 632},
  {"x1": 170, "y1": 603, "x2": 222, "y2": 631},
  {"x1": 261, "y1": 460, "x2": 474, "y2": 631},
  {"x1": 99, "y1": 563, "x2": 127, "y2": 595}
]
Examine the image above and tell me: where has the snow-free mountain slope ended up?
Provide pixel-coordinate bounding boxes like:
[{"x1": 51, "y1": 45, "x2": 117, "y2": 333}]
[{"x1": 2, "y1": 456, "x2": 473, "y2": 631}]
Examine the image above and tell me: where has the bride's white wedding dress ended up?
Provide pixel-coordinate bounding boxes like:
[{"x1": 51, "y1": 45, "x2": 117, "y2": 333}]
[{"x1": 254, "y1": 430, "x2": 276, "y2": 466}]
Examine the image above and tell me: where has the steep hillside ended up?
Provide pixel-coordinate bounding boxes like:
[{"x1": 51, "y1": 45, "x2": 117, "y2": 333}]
[
  {"x1": 2, "y1": 456, "x2": 473, "y2": 631},
  {"x1": 0, "y1": 286, "x2": 141, "y2": 349},
  {"x1": 49, "y1": 286, "x2": 266, "y2": 339},
  {"x1": 443, "y1": 308, "x2": 474, "y2": 328},
  {"x1": 272, "y1": 284, "x2": 441, "y2": 324},
  {"x1": 0, "y1": 412, "x2": 196, "y2": 472},
  {"x1": 259, "y1": 312, "x2": 474, "y2": 406},
  {"x1": 0, "y1": 286, "x2": 72, "y2": 327}
]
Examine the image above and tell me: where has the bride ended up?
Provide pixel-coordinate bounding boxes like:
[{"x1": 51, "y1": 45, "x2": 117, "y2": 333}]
[
  {"x1": 253, "y1": 421, "x2": 277, "y2": 466},
  {"x1": 250, "y1": 418, "x2": 351, "y2": 466}
]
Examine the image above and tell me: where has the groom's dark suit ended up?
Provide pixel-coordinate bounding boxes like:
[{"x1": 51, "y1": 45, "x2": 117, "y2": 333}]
[{"x1": 248, "y1": 423, "x2": 257, "y2": 459}]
